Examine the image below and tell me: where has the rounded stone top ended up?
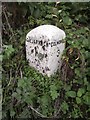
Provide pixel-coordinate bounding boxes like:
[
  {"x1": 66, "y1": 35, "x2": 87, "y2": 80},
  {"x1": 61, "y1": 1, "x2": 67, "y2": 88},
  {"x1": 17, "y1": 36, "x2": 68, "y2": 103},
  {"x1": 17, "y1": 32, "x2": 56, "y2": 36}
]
[{"x1": 26, "y1": 25, "x2": 66, "y2": 40}]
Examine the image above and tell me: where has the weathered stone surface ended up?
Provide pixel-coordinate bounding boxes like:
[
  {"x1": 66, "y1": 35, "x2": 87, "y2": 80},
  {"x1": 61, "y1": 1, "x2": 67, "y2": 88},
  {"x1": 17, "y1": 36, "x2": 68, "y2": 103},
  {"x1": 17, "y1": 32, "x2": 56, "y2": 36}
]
[{"x1": 26, "y1": 25, "x2": 66, "y2": 77}]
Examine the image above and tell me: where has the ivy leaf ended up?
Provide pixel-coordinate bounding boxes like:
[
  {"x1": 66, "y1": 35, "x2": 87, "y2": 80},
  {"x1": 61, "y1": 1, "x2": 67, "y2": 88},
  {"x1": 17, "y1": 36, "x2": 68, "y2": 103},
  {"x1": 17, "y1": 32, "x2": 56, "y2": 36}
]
[
  {"x1": 64, "y1": 84, "x2": 71, "y2": 91},
  {"x1": 12, "y1": 92, "x2": 21, "y2": 100},
  {"x1": 24, "y1": 94, "x2": 33, "y2": 104},
  {"x1": 34, "y1": 8, "x2": 40, "y2": 18},
  {"x1": 3, "y1": 45, "x2": 15, "y2": 58},
  {"x1": 29, "y1": 5, "x2": 34, "y2": 15},
  {"x1": 76, "y1": 97, "x2": 81, "y2": 104},
  {"x1": 83, "y1": 92, "x2": 90, "y2": 105},
  {"x1": 38, "y1": 94, "x2": 50, "y2": 116},
  {"x1": 41, "y1": 95, "x2": 49, "y2": 106},
  {"x1": 87, "y1": 83, "x2": 90, "y2": 91},
  {"x1": 50, "y1": 90, "x2": 59, "y2": 100},
  {"x1": 77, "y1": 88, "x2": 85, "y2": 97},
  {"x1": 18, "y1": 78, "x2": 26, "y2": 88},
  {"x1": 84, "y1": 77, "x2": 88, "y2": 85},
  {"x1": 63, "y1": 16, "x2": 72, "y2": 25},
  {"x1": 61, "y1": 101, "x2": 69, "y2": 114},
  {"x1": 66, "y1": 91, "x2": 76, "y2": 98},
  {"x1": 45, "y1": 14, "x2": 53, "y2": 19},
  {"x1": 50, "y1": 84, "x2": 59, "y2": 100},
  {"x1": 75, "y1": 68, "x2": 81, "y2": 77}
]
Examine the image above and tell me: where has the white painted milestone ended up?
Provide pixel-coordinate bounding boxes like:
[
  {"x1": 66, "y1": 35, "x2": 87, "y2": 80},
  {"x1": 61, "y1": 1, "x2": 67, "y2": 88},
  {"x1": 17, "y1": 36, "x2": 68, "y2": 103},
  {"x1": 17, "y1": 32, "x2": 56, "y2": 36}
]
[{"x1": 26, "y1": 25, "x2": 66, "y2": 77}]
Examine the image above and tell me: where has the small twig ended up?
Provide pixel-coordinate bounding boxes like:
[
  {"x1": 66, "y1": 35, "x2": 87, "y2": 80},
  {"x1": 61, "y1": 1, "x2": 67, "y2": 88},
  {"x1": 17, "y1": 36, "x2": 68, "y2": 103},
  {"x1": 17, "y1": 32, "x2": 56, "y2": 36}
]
[
  {"x1": 28, "y1": 105, "x2": 60, "y2": 119},
  {"x1": 54, "y1": 107, "x2": 61, "y2": 117},
  {"x1": 28, "y1": 105, "x2": 46, "y2": 118},
  {"x1": 20, "y1": 68, "x2": 23, "y2": 79},
  {"x1": 3, "y1": 7, "x2": 15, "y2": 39},
  {"x1": 7, "y1": 69, "x2": 12, "y2": 87}
]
